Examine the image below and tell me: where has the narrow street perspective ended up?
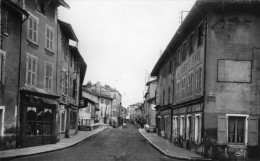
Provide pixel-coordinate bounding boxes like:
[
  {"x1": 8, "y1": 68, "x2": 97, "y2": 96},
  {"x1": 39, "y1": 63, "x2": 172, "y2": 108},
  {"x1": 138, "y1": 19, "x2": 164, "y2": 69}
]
[
  {"x1": 7, "y1": 124, "x2": 179, "y2": 161},
  {"x1": 2, "y1": 0, "x2": 260, "y2": 160}
]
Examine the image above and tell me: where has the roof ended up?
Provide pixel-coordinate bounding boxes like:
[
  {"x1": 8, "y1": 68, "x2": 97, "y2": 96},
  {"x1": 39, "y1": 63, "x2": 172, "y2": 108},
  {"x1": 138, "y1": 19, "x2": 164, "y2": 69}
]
[
  {"x1": 56, "y1": 0, "x2": 70, "y2": 9},
  {"x1": 146, "y1": 79, "x2": 157, "y2": 86},
  {"x1": 3, "y1": 0, "x2": 29, "y2": 17},
  {"x1": 129, "y1": 102, "x2": 142, "y2": 107},
  {"x1": 58, "y1": 19, "x2": 78, "y2": 42},
  {"x1": 69, "y1": 46, "x2": 87, "y2": 86},
  {"x1": 151, "y1": 0, "x2": 260, "y2": 76}
]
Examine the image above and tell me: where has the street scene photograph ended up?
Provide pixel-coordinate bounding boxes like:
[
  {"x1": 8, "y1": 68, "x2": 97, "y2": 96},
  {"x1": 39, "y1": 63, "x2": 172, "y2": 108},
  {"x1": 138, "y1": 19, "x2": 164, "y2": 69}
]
[{"x1": 1, "y1": 0, "x2": 260, "y2": 160}]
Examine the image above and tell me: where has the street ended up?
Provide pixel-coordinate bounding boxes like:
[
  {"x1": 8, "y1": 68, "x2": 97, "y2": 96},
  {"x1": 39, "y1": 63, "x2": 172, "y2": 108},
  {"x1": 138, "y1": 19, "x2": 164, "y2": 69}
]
[{"x1": 9, "y1": 124, "x2": 180, "y2": 161}]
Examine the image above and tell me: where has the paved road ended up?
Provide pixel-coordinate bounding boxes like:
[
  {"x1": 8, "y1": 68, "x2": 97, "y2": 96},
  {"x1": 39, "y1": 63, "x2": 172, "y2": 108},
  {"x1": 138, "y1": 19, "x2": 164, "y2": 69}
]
[{"x1": 10, "y1": 123, "x2": 180, "y2": 161}]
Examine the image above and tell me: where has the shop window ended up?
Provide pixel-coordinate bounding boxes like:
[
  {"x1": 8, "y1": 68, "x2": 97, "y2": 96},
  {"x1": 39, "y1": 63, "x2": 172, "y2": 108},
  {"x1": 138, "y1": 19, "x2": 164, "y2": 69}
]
[
  {"x1": 70, "y1": 111, "x2": 77, "y2": 129},
  {"x1": 60, "y1": 109, "x2": 66, "y2": 132},
  {"x1": 180, "y1": 116, "x2": 185, "y2": 137},
  {"x1": 173, "y1": 117, "x2": 178, "y2": 136},
  {"x1": 195, "y1": 114, "x2": 201, "y2": 143},
  {"x1": 26, "y1": 107, "x2": 52, "y2": 136},
  {"x1": 0, "y1": 106, "x2": 5, "y2": 136},
  {"x1": 27, "y1": 14, "x2": 38, "y2": 44},
  {"x1": 0, "y1": 50, "x2": 6, "y2": 85},
  {"x1": 186, "y1": 115, "x2": 191, "y2": 140},
  {"x1": 26, "y1": 53, "x2": 37, "y2": 86}
]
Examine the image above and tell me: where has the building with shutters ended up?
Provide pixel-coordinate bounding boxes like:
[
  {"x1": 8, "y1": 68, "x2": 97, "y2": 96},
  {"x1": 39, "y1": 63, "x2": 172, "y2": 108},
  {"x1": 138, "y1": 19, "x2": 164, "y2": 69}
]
[
  {"x1": 151, "y1": 0, "x2": 260, "y2": 159},
  {"x1": 0, "y1": 0, "x2": 87, "y2": 150},
  {"x1": 144, "y1": 79, "x2": 157, "y2": 126}
]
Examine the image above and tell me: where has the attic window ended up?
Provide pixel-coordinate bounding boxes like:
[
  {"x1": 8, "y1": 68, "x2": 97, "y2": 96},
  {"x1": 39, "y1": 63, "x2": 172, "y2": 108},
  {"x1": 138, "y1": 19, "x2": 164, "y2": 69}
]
[{"x1": 36, "y1": 0, "x2": 45, "y2": 14}]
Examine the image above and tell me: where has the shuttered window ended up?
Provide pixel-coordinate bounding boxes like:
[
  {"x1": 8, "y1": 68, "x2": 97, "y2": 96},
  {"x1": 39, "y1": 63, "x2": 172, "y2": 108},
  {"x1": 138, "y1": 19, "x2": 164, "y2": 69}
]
[
  {"x1": 45, "y1": 25, "x2": 54, "y2": 52},
  {"x1": 248, "y1": 116, "x2": 258, "y2": 146},
  {"x1": 27, "y1": 15, "x2": 38, "y2": 44},
  {"x1": 218, "y1": 115, "x2": 227, "y2": 145},
  {"x1": 45, "y1": 63, "x2": 53, "y2": 90},
  {"x1": 26, "y1": 54, "x2": 37, "y2": 86}
]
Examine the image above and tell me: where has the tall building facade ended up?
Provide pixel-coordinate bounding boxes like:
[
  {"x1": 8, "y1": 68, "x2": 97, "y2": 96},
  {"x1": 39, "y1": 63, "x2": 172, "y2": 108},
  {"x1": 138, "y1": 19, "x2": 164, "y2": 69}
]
[{"x1": 151, "y1": 0, "x2": 260, "y2": 159}]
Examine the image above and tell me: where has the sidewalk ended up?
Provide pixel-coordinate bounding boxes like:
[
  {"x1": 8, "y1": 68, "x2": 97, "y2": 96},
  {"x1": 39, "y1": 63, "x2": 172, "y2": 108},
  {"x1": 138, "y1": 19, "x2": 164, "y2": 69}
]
[
  {"x1": 139, "y1": 128, "x2": 210, "y2": 160},
  {"x1": 0, "y1": 126, "x2": 108, "y2": 160}
]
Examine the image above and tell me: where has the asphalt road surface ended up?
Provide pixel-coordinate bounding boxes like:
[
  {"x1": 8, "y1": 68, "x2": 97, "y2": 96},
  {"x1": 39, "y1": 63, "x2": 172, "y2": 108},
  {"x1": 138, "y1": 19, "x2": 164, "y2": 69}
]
[{"x1": 9, "y1": 123, "x2": 180, "y2": 161}]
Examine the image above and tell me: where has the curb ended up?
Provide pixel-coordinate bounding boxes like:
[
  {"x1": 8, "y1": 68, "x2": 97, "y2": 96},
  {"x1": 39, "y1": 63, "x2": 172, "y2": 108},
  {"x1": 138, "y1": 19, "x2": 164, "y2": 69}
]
[
  {"x1": 1, "y1": 126, "x2": 107, "y2": 161},
  {"x1": 139, "y1": 130, "x2": 211, "y2": 161}
]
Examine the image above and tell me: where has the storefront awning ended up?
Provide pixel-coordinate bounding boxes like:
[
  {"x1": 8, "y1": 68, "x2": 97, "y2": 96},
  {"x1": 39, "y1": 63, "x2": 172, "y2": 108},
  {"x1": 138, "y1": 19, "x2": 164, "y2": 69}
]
[{"x1": 20, "y1": 87, "x2": 60, "y2": 99}]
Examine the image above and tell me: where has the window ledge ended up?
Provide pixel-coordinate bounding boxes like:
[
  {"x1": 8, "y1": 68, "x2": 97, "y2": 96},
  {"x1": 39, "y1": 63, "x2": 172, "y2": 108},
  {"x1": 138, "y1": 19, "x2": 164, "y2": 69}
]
[
  {"x1": 27, "y1": 40, "x2": 38, "y2": 48},
  {"x1": 45, "y1": 49, "x2": 55, "y2": 56}
]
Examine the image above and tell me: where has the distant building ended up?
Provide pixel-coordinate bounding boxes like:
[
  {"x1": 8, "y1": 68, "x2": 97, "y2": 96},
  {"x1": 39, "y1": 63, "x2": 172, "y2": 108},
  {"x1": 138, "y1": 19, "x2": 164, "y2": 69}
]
[{"x1": 144, "y1": 78, "x2": 157, "y2": 126}]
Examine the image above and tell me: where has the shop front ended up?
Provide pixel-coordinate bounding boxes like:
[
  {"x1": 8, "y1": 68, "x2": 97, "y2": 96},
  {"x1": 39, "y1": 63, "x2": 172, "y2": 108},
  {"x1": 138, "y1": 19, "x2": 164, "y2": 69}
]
[{"x1": 19, "y1": 88, "x2": 59, "y2": 148}]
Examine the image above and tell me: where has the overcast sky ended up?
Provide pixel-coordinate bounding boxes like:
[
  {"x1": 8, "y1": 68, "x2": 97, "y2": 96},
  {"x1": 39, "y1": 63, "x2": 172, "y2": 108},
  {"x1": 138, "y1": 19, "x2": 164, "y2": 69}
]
[{"x1": 59, "y1": 0, "x2": 195, "y2": 108}]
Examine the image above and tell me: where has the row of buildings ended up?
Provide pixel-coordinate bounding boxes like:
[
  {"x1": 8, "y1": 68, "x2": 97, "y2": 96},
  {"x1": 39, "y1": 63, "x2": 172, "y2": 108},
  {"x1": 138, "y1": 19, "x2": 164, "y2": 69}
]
[
  {"x1": 0, "y1": 0, "x2": 87, "y2": 150},
  {"x1": 78, "y1": 81, "x2": 125, "y2": 128},
  {"x1": 143, "y1": 0, "x2": 260, "y2": 160}
]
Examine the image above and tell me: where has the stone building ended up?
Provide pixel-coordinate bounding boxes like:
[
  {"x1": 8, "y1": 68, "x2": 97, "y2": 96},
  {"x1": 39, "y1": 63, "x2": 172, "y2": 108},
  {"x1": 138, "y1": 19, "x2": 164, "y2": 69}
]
[
  {"x1": 0, "y1": 0, "x2": 28, "y2": 150},
  {"x1": 151, "y1": 0, "x2": 260, "y2": 159},
  {"x1": 144, "y1": 79, "x2": 157, "y2": 126},
  {"x1": 0, "y1": 0, "x2": 86, "y2": 150}
]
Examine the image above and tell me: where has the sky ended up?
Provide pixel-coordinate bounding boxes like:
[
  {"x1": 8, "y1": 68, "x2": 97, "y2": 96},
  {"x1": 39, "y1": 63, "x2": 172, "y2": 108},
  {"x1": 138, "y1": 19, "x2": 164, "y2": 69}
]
[{"x1": 59, "y1": 0, "x2": 196, "y2": 108}]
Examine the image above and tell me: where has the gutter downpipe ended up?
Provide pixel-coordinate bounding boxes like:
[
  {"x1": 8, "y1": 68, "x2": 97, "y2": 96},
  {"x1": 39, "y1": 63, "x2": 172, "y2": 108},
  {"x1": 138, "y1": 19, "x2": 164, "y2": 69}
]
[
  {"x1": 202, "y1": 16, "x2": 208, "y2": 152},
  {"x1": 17, "y1": 11, "x2": 29, "y2": 148}
]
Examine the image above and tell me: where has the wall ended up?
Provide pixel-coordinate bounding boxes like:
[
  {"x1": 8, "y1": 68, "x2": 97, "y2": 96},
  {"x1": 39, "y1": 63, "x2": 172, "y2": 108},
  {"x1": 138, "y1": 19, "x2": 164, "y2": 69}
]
[
  {"x1": 0, "y1": 4, "x2": 22, "y2": 150},
  {"x1": 205, "y1": 11, "x2": 260, "y2": 158}
]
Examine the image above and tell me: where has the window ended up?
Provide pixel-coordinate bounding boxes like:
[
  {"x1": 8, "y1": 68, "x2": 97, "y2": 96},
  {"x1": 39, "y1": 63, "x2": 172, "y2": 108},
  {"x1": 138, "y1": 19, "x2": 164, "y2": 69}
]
[
  {"x1": 26, "y1": 54, "x2": 37, "y2": 86},
  {"x1": 69, "y1": 111, "x2": 77, "y2": 129},
  {"x1": 196, "y1": 67, "x2": 202, "y2": 93},
  {"x1": 169, "y1": 60, "x2": 172, "y2": 74},
  {"x1": 182, "y1": 42, "x2": 187, "y2": 62},
  {"x1": 45, "y1": 25, "x2": 54, "y2": 52},
  {"x1": 36, "y1": 0, "x2": 45, "y2": 14},
  {"x1": 177, "y1": 48, "x2": 181, "y2": 65},
  {"x1": 173, "y1": 116, "x2": 178, "y2": 136},
  {"x1": 27, "y1": 15, "x2": 38, "y2": 44},
  {"x1": 217, "y1": 115, "x2": 259, "y2": 146},
  {"x1": 162, "y1": 90, "x2": 165, "y2": 105},
  {"x1": 228, "y1": 117, "x2": 245, "y2": 144},
  {"x1": 197, "y1": 23, "x2": 203, "y2": 47},
  {"x1": 195, "y1": 114, "x2": 201, "y2": 143},
  {"x1": 45, "y1": 63, "x2": 53, "y2": 90},
  {"x1": 168, "y1": 87, "x2": 171, "y2": 104},
  {"x1": 180, "y1": 116, "x2": 185, "y2": 137},
  {"x1": 1, "y1": 9, "x2": 8, "y2": 35},
  {"x1": 60, "y1": 108, "x2": 66, "y2": 132},
  {"x1": 188, "y1": 72, "x2": 193, "y2": 96},
  {"x1": 62, "y1": 71, "x2": 68, "y2": 95},
  {"x1": 0, "y1": 106, "x2": 5, "y2": 136},
  {"x1": 69, "y1": 77, "x2": 72, "y2": 96},
  {"x1": 182, "y1": 77, "x2": 186, "y2": 98},
  {"x1": 26, "y1": 107, "x2": 53, "y2": 135},
  {"x1": 186, "y1": 115, "x2": 191, "y2": 140},
  {"x1": 176, "y1": 81, "x2": 180, "y2": 101},
  {"x1": 189, "y1": 34, "x2": 194, "y2": 55},
  {"x1": 112, "y1": 111, "x2": 117, "y2": 116},
  {"x1": 72, "y1": 79, "x2": 77, "y2": 98},
  {"x1": 0, "y1": 50, "x2": 6, "y2": 84}
]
